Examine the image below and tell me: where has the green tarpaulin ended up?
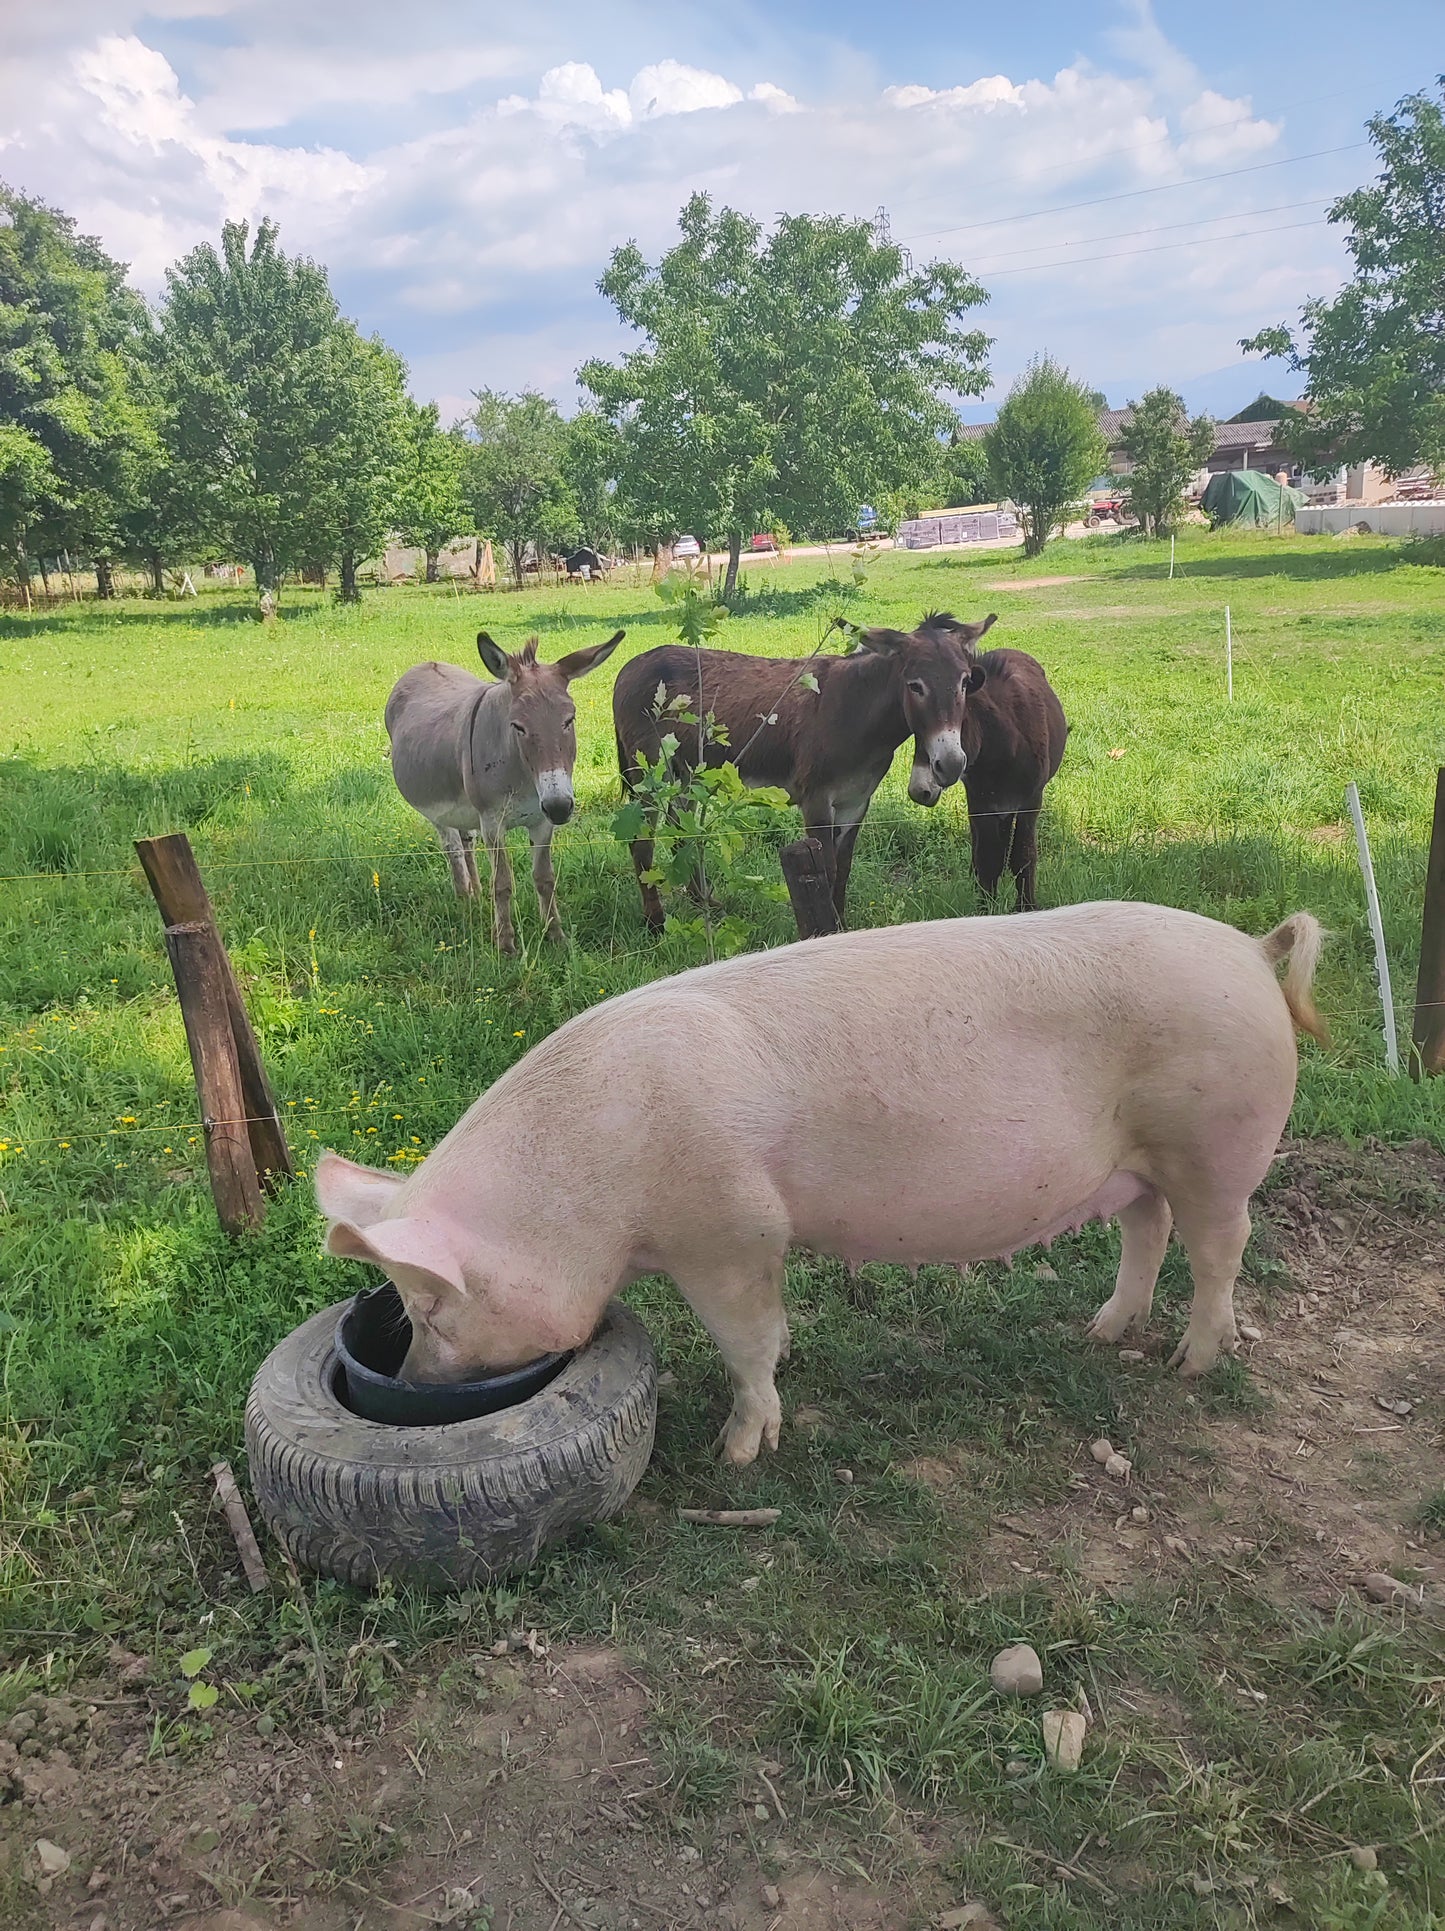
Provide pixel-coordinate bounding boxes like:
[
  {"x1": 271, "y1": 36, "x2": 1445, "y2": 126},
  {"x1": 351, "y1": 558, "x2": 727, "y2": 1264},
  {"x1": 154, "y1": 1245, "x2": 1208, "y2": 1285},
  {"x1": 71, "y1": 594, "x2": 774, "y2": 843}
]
[{"x1": 1202, "y1": 467, "x2": 1304, "y2": 527}]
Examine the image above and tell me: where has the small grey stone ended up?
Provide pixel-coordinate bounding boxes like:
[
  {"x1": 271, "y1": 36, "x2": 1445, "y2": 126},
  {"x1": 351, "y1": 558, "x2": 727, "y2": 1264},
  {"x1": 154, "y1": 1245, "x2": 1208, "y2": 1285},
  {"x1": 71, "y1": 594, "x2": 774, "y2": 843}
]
[{"x1": 990, "y1": 1644, "x2": 1044, "y2": 1697}]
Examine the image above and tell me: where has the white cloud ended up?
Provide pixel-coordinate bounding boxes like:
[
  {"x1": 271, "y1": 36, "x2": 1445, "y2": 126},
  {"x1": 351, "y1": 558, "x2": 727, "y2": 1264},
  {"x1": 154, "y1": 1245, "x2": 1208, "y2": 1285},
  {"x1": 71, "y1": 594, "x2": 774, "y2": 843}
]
[{"x1": 0, "y1": 8, "x2": 1350, "y2": 414}]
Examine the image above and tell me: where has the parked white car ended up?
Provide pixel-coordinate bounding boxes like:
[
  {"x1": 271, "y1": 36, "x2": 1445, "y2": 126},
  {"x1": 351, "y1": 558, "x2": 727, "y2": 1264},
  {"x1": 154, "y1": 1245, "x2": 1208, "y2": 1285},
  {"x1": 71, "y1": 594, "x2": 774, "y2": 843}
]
[{"x1": 673, "y1": 534, "x2": 701, "y2": 559}]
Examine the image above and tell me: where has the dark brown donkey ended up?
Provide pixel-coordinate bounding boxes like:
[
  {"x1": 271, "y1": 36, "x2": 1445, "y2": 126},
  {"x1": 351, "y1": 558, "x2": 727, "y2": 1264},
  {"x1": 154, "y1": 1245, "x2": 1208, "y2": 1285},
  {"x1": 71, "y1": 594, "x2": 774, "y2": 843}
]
[
  {"x1": 614, "y1": 611, "x2": 998, "y2": 930},
  {"x1": 962, "y1": 643, "x2": 1069, "y2": 910}
]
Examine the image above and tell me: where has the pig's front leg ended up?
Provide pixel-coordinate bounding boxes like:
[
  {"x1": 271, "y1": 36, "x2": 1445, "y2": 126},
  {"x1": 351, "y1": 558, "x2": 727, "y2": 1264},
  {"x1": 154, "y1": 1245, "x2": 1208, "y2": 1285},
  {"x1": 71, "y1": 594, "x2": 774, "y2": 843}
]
[{"x1": 676, "y1": 1256, "x2": 790, "y2": 1466}]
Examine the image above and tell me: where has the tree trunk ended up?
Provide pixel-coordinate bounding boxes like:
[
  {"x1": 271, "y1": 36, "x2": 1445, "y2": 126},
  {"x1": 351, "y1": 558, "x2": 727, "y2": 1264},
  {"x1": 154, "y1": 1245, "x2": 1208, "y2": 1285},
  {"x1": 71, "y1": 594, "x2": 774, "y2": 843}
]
[
  {"x1": 339, "y1": 552, "x2": 360, "y2": 603},
  {"x1": 510, "y1": 539, "x2": 526, "y2": 591},
  {"x1": 95, "y1": 555, "x2": 116, "y2": 599},
  {"x1": 37, "y1": 556, "x2": 50, "y2": 596},
  {"x1": 425, "y1": 547, "x2": 440, "y2": 583},
  {"x1": 721, "y1": 531, "x2": 743, "y2": 604},
  {"x1": 149, "y1": 551, "x2": 165, "y2": 595}
]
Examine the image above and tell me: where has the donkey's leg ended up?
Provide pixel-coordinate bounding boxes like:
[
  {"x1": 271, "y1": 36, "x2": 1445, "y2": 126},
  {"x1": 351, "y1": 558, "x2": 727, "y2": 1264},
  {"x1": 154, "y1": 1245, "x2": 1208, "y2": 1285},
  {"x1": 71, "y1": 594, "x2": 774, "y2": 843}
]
[
  {"x1": 460, "y1": 829, "x2": 482, "y2": 896},
  {"x1": 480, "y1": 818, "x2": 517, "y2": 955},
  {"x1": 529, "y1": 821, "x2": 564, "y2": 944},
  {"x1": 1087, "y1": 1186, "x2": 1173, "y2": 1344},
  {"x1": 436, "y1": 825, "x2": 475, "y2": 898},
  {"x1": 1011, "y1": 800, "x2": 1043, "y2": 911},
  {"x1": 968, "y1": 801, "x2": 1013, "y2": 904},
  {"x1": 830, "y1": 810, "x2": 868, "y2": 924}
]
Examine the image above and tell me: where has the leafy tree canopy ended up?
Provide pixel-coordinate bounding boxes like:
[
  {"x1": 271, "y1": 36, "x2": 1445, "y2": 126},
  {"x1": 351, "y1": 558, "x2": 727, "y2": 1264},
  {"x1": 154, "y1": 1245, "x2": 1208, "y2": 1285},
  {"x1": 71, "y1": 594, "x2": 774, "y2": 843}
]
[
  {"x1": 463, "y1": 389, "x2": 578, "y2": 589},
  {"x1": 158, "y1": 218, "x2": 371, "y2": 598},
  {"x1": 582, "y1": 193, "x2": 989, "y2": 597},
  {"x1": 396, "y1": 399, "x2": 471, "y2": 578},
  {"x1": 1242, "y1": 79, "x2": 1445, "y2": 477},
  {"x1": 0, "y1": 183, "x2": 161, "y2": 590},
  {"x1": 1118, "y1": 387, "x2": 1214, "y2": 537},
  {"x1": 984, "y1": 357, "x2": 1106, "y2": 556},
  {"x1": 1226, "y1": 392, "x2": 1300, "y2": 424}
]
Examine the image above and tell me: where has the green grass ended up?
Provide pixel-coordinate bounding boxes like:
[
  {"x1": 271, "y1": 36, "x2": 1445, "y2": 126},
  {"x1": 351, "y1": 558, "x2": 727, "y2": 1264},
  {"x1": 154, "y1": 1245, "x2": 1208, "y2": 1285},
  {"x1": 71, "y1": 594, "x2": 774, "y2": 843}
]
[{"x1": 2, "y1": 527, "x2": 1444, "y2": 1922}]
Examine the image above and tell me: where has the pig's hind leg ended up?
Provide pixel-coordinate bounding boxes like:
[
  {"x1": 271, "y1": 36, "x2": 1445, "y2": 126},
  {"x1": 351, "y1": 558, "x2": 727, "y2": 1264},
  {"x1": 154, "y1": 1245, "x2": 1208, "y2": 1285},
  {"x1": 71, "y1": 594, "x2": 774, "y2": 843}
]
[
  {"x1": 673, "y1": 1246, "x2": 791, "y2": 1466},
  {"x1": 1167, "y1": 1200, "x2": 1251, "y2": 1377},
  {"x1": 1086, "y1": 1185, "x2": 1172, "y2": 1345}
]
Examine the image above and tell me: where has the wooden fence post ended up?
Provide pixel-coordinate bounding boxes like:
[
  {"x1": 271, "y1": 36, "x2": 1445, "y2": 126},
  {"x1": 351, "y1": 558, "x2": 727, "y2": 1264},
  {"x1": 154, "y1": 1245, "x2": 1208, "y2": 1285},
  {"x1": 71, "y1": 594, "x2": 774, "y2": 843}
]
[
  {"x1": 1411, "y1": 768, "x2": 1445, "y2": 1078},
  {"x1": 136, "y1": 833, "x2": 292, "y2": 1188},
  {"x1": 780, "y1": 837, "x2": 841, "y2": 940},
  {"x1": 163, "y1": 920, "x2": 264, "y2": 1234}
]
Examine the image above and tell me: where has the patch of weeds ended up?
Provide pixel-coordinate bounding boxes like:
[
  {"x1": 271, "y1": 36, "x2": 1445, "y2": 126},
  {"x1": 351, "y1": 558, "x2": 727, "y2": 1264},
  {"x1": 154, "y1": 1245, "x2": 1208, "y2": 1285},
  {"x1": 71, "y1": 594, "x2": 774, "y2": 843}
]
[
  {"x1": 653, "y1": 1721, "x2": 740, "y2": 1815},
  {"x1": 1415, "y1": 1488, "x2": 1445, "y2": 1536}
]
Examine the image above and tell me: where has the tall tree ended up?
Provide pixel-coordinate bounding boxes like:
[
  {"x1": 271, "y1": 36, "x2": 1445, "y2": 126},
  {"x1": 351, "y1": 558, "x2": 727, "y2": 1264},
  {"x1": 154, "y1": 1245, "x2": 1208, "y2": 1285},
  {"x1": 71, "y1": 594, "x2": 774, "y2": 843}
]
[
  {"x1": 563, "y1": 408, "x2": 625, "y2": 553},
  {"x1": 309, "y1": 326, "x2": 410, "y2": 601},
  {"x1": 984, "y1": 358, "x2": 1106, "y2": 556},
  {"x1": 1118, "y1": 388, "x2": 1214, "y2": 537},
  {"x1": 936, "y1": 432, "x2": 993, "y2": 509},
  {"x1": 463, "y1": 390, "x2": 577, "y2": 589},
  {"x1": 159, "y1": 218, "x2": 365, "y2": 604},
  {"x1": 1242, "y1": 80, "x2": 1445, "y2": 478},
  {"x1": 396, "y1": 400, "x2": 470, "y2": 580},
  {"x1": 582, "y1": 194, "x2": 989, "y2": 600},
  {"x1": 0, "y1": 184, "x2": 161, "y2": 595}
]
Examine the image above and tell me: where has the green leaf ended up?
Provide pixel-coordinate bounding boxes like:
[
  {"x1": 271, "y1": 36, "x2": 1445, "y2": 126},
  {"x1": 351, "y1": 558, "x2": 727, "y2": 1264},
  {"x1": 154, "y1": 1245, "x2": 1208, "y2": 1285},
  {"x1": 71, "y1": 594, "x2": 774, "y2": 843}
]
[
  {"x1": 798, "y1": 671, "x2": 820, "y2": 693},
  {"x1": 187, "y1": 1680, "x2": 219, "y2": 1711},
  {"x1": 179, "y1": 1646, "x2": 213, "y2": 1678},
  {"x1": 611, "y1": 801, "x2": 648, "y2": 843}
]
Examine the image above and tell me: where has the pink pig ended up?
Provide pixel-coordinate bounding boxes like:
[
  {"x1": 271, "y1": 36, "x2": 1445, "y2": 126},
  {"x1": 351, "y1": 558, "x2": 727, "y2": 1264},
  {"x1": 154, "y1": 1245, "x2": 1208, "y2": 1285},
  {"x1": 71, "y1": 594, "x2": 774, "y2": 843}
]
[{"x1": 316, "y1": 901, "x2": 1325, "y2": 1464}]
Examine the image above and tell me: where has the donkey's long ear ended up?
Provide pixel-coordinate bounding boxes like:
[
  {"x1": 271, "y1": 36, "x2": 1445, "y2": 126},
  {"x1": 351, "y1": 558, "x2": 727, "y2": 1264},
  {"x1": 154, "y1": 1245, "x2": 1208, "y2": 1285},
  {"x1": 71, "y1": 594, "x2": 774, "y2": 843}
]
[
  {"x1": 477, "y1": 633, "x2": 511, "y2": 680},
  {"x1": 853, "y1": 627, "x2": 911, "y2": 656},
  {"x1": 959, "y1": 612, "x2": 999, "y2": 645},
  {"x1": 556, "y1": 630, "x2": 625, "y2": 681},
  {"x1": 315, "y1": 1151, "x2": 405, "y2": 1229}
]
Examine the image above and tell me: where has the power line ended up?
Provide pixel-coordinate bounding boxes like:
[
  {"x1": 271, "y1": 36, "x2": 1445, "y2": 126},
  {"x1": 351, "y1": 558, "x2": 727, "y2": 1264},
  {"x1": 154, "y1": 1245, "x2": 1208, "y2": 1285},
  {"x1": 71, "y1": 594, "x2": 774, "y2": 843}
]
[
  {"x1": 902, "y1": 141, "x2": 1366, "y2": 245},
  {"x1": 981, "y1": 214, "x2": 1331, "y2": 278},
  {"x1": 963, "y1": 195, "x2": 1332, "y2": 269}
]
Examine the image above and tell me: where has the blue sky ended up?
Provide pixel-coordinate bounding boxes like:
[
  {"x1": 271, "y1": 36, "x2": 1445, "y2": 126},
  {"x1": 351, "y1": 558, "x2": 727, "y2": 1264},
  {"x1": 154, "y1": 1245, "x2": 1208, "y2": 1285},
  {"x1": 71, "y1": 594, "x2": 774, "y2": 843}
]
[{"x1": 1, "y1": 1, "x2": 1436, "y2": 423}]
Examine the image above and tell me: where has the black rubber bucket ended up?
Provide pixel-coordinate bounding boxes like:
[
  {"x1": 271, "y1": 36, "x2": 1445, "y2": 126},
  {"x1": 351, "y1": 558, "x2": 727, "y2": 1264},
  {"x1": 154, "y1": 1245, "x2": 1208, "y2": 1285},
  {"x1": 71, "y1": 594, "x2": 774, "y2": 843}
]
[{"x1": 333, "y1": 1283, "x2": 570, "y2": 1427}]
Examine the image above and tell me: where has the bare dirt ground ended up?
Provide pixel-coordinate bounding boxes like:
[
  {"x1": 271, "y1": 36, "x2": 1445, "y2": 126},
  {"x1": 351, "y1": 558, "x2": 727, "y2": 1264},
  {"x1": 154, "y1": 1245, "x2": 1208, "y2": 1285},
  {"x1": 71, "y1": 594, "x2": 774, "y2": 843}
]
[{"x1": 7, "y1": 1140, "x2": 1443, "y2": 1931}]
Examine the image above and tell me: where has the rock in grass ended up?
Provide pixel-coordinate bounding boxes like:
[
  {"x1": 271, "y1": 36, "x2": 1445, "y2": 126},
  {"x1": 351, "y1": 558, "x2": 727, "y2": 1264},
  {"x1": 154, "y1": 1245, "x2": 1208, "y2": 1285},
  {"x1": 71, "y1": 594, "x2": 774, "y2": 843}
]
[
  {"x1": 1090, "y1": 1438, "x2": 1115, "y2": 1465},
  {"x1": 1363, "y1": 1572, "x2": 1410, "y2": 1603},
  {"x1": 1040, "y1": 1708, "x2": 1086, "y2": 1772},
  {"x1": 34, "y1": 1840, "x2": 70, "y2": 1878},
  {"x1": 938, "y1": 1907, "x2": 999, "y2": 1929},
  {"x1": 1349, "y1": 1846, "x2": 1379, "y2": 1871},
  {"x1": 1103, "y1": 1451, "x2": 1133, "y2": 1481},
  {"x1": 990, "y1": 1644, "x2": 1044, "y2": 1697}
]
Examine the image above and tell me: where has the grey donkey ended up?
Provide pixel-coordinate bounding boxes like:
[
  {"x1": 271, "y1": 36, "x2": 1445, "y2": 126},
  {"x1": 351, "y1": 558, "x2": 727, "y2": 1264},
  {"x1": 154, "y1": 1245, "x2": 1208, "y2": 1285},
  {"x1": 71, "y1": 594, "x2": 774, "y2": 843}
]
[{"x1": 385, "y1": 629, "x2": 624, "y2": 952}]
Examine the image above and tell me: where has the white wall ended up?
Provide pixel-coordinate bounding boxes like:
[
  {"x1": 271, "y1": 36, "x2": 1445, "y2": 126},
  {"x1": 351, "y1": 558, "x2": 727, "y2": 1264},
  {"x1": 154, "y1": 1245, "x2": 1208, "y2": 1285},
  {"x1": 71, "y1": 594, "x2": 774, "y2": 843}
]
[{"x1": 1296, "y1": 503, "x2": 1445, "y2": 536}]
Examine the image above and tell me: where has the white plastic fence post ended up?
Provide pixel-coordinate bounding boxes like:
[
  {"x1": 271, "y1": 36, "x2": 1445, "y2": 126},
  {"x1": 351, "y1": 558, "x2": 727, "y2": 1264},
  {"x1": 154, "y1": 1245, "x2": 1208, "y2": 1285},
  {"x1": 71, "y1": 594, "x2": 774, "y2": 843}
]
[
  {"x1": 1225, "y1": 604, "x2": 1233, "y2": 702},
  {"x1": 1345, "y1": 781, "x2": 1400, "y2": 1074},
  {"x1": 1169, "y1": 534, "x2": 1175, "y2": 580}
]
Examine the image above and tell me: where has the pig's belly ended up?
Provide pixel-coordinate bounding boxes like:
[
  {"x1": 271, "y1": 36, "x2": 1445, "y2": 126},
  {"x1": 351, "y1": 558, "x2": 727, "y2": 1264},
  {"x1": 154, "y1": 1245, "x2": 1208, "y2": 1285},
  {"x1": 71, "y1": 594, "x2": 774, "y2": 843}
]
[{"x1": 790, "y1": 1167, "x2": 1150, "y2": 1267}]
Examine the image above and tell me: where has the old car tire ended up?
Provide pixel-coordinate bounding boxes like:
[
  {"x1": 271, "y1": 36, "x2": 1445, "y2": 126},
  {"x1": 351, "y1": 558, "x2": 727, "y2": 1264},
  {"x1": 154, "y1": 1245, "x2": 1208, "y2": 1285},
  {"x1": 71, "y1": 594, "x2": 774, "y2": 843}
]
[{"x1": 244, "y1": 1299, "x2": 657, "y2": 1590}]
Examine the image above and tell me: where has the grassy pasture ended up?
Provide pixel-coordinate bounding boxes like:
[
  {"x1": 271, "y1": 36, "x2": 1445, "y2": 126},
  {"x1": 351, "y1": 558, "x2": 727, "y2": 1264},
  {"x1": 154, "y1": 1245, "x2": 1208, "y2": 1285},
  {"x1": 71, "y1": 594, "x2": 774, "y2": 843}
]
[{"x1": 1, "y1": 528, "x2": 1444, "y2": 1927}]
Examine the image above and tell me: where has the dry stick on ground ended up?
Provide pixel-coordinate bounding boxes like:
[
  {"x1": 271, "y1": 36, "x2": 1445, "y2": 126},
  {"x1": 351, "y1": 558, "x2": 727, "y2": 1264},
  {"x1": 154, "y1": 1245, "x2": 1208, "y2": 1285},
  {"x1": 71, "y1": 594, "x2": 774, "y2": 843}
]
[
  {"x1": 210, "y1": 1460, "x2": 268, "y2": 1592},
  {"x1": 678, "y1": 1507, "x2": 782, "y2": 1527}
]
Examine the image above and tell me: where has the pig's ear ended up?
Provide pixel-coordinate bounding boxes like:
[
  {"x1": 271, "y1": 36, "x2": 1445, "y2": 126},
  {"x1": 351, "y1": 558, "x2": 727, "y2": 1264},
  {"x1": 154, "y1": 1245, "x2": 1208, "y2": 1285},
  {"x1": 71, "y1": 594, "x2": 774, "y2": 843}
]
[
  {"x1": 324, "y1": 1216, "x2": 468, "y2": 1298},
  {"x1": 315, "y1": 1151, "x2": 405, "y2": 1228}
]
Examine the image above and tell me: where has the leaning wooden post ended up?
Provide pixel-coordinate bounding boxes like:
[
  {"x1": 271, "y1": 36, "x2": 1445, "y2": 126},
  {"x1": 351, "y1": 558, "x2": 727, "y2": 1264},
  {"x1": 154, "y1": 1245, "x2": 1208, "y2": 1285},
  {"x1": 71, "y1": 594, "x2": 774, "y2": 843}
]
[
  {"x1": 779, "y1": 836, "x2": 841, "y2": 940},
  {"x1": 136, "y1": 834, "x2": 292, "y2": 1188},
  {"x1": 164, "y1": 919, "x2": 264, "y2": 1233},
  {"x1": 1411, "y1": 768, "x2": 1445, "y2": 1078}
]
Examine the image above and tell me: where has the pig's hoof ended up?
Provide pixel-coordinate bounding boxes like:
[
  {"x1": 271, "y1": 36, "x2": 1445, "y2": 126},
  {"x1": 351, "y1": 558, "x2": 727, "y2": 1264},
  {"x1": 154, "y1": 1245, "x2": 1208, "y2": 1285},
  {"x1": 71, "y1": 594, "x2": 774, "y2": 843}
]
[
  {"x1": 1086, "y1": 1298, "x2": 1145, "y2": 1345},
  {"x1": 717, "y1": 1402, "x2": 781, "y2": 1466},
  {"x1": 1167, "y1": 1327, "x2": 1236, "y2": 1377}
]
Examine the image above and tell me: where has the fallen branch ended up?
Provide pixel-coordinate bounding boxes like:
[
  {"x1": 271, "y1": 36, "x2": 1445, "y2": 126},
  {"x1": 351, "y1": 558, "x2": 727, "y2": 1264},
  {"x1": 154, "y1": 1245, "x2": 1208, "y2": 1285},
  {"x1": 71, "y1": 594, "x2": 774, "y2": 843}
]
[
  {"x1": 678, "y1": 1508, "x2": 782, "y2": 1527},
  {"x1": 210, "y1": 1460, "x2": 268, "y2": 1593}
]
